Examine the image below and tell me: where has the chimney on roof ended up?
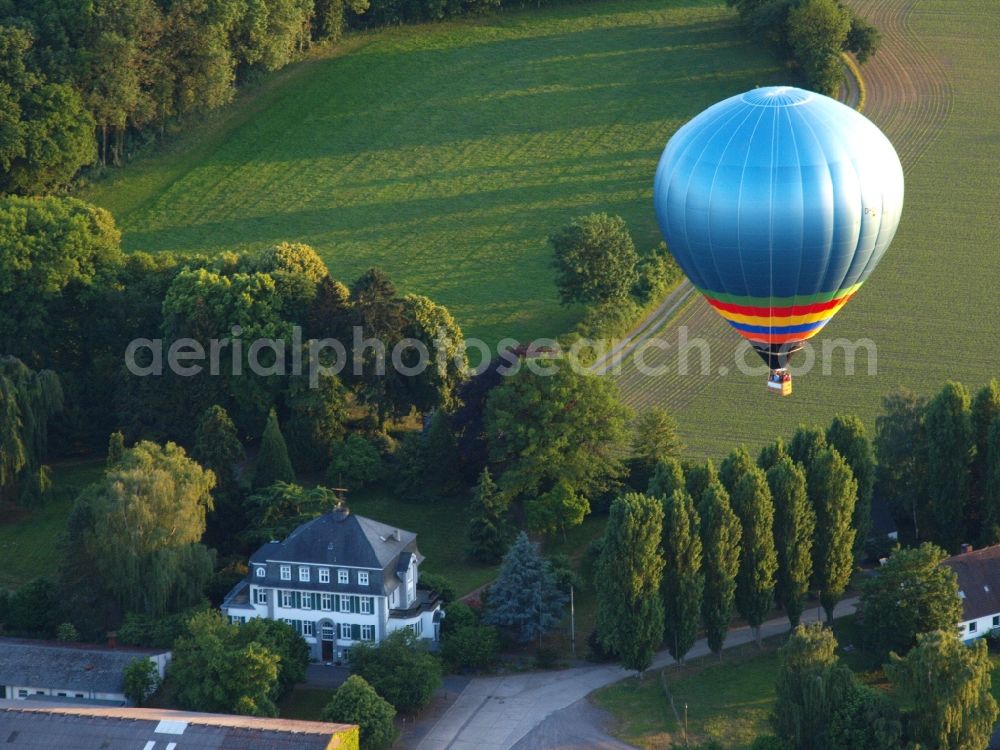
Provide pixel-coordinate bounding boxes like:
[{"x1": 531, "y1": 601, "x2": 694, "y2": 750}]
[
  {"x1": 961, "y1": 543, "x2": 974, "y2": 554},
  {"x1": 394, "y1": 529, "x2": 401, "y2": 541}
]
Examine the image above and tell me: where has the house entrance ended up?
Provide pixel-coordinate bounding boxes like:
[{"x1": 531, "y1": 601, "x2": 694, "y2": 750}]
[{"x1": 321, "y1": 624, "x2": 335, "y2": 662}]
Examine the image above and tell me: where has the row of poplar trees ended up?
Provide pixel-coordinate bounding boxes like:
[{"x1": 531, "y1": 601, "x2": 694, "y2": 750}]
[{"x1": 594, "y1": 415, "x2": 873, "y2": 674}]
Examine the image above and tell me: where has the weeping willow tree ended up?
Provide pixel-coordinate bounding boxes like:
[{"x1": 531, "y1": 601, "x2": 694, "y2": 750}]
[
  {"x1": 0, "y1": 356, "x2": 63, "y2": 508},
  {"x1": 74, "y1": 440, "x2": 216, "y2": 616}
]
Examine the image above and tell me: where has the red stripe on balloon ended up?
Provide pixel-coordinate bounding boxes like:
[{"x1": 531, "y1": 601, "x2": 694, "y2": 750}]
[{"x1": 704, "y1": 291, "x2": 856, "y2": 318}]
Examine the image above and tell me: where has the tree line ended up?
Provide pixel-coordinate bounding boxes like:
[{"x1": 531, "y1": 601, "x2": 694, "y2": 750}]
[
  {"x1": 0, "y1": 0, "x2": 588, "y2": 197},
  {"x1": 876, "y1": 379, "x2": 1000, "y2": 552},
  {"x1": 755, "y1": 618, "x2": 997, "y2": 750},
  {"x1": 590, "y1": 416, "x2": 873, "y2": 674},
  {"x1": 728, "y1": 0, "x2": 881, "y2": 95}
]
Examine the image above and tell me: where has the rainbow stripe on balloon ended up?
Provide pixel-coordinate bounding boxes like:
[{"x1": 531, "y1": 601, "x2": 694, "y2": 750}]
[{"x1": 697, "y1": 283, "x2": 863, "y2": 345}]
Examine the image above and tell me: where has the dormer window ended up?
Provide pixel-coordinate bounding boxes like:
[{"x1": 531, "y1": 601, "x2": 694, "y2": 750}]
[
  {"x1": 319, "y1": 568, "x2": 330, "y2": 584},
  {"x1": 338, "y1": 569, "x2": 349, "y2": 584},
  {"x1": 280, "y1": 565, "x2": 291, "y2": 581},
  {"x1": 299, "y1": 566, "x2": 310, "y2": 582},
  {"x1": 358, "y1": 571, "x2": 369, "y2": 586},
  {"x1": 255, "y1": 566, "x2": 265, "y2": 577}
]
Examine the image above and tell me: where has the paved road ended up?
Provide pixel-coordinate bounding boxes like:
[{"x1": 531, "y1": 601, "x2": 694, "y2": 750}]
[
  {"x1": 510, "y1": 698, "x2": 634, "y2": 750},
  {"x1": 413, "y1": 597, "x2": 858, "y2": 750}
]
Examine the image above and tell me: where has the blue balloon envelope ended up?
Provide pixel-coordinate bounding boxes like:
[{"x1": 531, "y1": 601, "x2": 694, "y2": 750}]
[{"x1": 652, "y1": 85, "x2": 904, "y2": 368}]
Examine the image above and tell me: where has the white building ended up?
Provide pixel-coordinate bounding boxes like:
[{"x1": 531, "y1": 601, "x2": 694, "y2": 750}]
[
  {"x1": 942, "y1": 544, "x2": 1000, "y2": 642},
  {"x1": 0, "y1": 638, "x2": 170, "y2": 705},
  {"x1": 222, "y1": 505, "x2": 441, "y2": 661}
]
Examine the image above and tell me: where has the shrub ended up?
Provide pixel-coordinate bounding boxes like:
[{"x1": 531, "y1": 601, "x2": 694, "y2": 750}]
[
  {"x1": 327, "y1": 434, "x2": 383, "y2": 490},
  {"x1": 347, "y1": 630, "x2": 442, "y2": 713},
  {"x1": 587, "y1": 628, "x2": 617, "y2": 662},
  {"x1": 56, "y1": 622, "x2": 80, "y2": 642},
  {"x1": 123, "y1": 658, "x2": 160, "y2": 706},
  {"x1": 441, "y1": 602, "x2": 477, "y2": 636},
  {"x1": 441, "y1": 625, "x2": 499, "y2": 673},
  {"x1": 322, "y1": 675, "x2": 396, "y2": 750},
  {"x1": 534, "y1": 646, "x2": 559, "y2": 669},
  {"x1": 417, "y1": 572, "x2": 455, "y2": 604}
]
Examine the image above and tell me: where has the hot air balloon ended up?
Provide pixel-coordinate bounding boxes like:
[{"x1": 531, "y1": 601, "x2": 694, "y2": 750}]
[{"x1": 652, "y1": 86, "x2": 904, "y2": 395}]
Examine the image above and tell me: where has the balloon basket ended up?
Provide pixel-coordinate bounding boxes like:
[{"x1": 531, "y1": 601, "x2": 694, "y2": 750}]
[{"x1": 767, "y1": 370, "x2": 792, "y2": 396}]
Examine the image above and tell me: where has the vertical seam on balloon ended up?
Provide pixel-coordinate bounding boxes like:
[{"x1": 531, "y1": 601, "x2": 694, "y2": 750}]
[
  {"x1": 731, "y1": 106, "x2": 769, "y2": 320},
  {"x1": 665, "y1": 105, "x2": 740, "y2": 292},
  {"x1": 850, "y1": 136, "x2": 903, "y2": 290},
  {"x1": 793, "y1": 107, "x2": 836, "y2": 304},
  {"x1": 810, "y1": 104, "x2": 867, "y2": 301},
  {"x1": 677, "y1": 104, "x2": 756, "y2": 298},
  {"x1": 782, "y1": 104, "x2": 804, "y2": 346},
  {"x1": 769, "y1": 105, "x2": 778, "y2": 350}
]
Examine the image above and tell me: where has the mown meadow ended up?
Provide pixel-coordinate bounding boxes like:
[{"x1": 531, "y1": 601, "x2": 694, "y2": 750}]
[
  {"x1": 611, "y1": 0, "x2": 1000, "y2": 457},
  {"x1": 82, "y1": 0, "x2": 783, "y2": 345}
]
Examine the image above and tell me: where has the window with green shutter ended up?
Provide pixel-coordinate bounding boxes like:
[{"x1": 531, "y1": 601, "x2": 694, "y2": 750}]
[
  {"x1": 351, "y1": 595, "x2": 359, "y2": 614},
  {"x1": 351, "y1": 624, "x2": 361, "y2": 641}
]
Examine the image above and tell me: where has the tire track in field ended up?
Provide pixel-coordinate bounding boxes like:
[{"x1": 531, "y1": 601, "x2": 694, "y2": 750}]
[{"x1": 607, "y1": 0, "x2": 953, "y2": 414}]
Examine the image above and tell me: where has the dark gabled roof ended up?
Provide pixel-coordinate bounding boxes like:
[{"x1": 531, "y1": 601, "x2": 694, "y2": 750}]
[
  {"x1": 942, "y1": 545, "x2": 1000, "y2": 621},
  {"x1": 0, "y1": 639, "x2": 168, "y2": 696},
  {"x1": 249, "y1": 507, "x2": 421, "y2": 570},
  {"x1": 0, "y1": 703, "x2": 356, "y2": 749},
  {"x1": 222, "y1": 579, "x2": 255, "y2": 611}
]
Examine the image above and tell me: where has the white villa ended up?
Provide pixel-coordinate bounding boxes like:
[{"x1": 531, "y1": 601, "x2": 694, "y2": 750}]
[
  {"x1": 222, "y1": 505, "x2": 441, "y2": 661},
  {"x1": 942, "y1": 544, "x2": 1000, "y2": 642}
]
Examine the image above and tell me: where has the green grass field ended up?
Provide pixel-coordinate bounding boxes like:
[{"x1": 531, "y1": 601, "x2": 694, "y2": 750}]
[
  {"x1": 612, "y1": 0, "x2": 1000, "y2": 457},
  {"x1": 594, "y1": 616, "x2": 1000, "y2": 749},
  {"x1": 0, "y1": 459, "x2": 104, "y2": 590},
  {"x1": 81, "y1": 0, "x2": 783, "y2": 345},
  {"x1": 592, "y1": 638, "x2": 783, "y2": 749}
]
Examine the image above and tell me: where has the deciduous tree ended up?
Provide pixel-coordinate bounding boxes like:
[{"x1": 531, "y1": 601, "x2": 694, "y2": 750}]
[
  {"x1": 632, "y1": 407, "x2": 684, "y2": 470},
  {"x1": 808, "y1": 448, "x2": 857, "y2": 622},
  {"x1": 924, "y1": 381, "x2": 973, "y2": 551},
  {"x1": 74, "y1": 440, "x2": 216, "y2": 616},
  {"x1": 347, "y1": 629, "x2": 442, "y2": 713},
  {"x1": 887, "y1": 630, "x2": 998, "y2": 750},
  {"x1": 731, "y1": 466, "x2": 777, "y2": 644},
  {"x1": 595, "y1": 493, "x2": 665, "y2": 674},
  {"x1": 550, "y1": 213, "x2": 639, "y2": 306},
  {"x1": 169, "y1": 610, "x2": 281, "y2": 717},
  {"x1": 647, "y1": 456, "x2": 685, "y2": 500},
  {"x1": 826, "y1": 415, "x2": 874, "y2": 552},
  {"x1": 485, "y1": 361, "x2": 629, "y2": 533},
  {"x1": 662, "y1": 489, "x2": 703, "y2": 663},
  {"x1": 766, "y1": 455, "x2": 813, "y2": 627},
  {"x1": 875, "y1": 388, "x2": 928, "y2": 540},
  {"x1": 699, "y1": 480, "x2": 741, "y2": 657},
  {"x1": 859, "y1": 543, "x2": 962, "y2": 659},
  {"x1": 322, "y1": 675, "x2": 395, "y2": 750}
]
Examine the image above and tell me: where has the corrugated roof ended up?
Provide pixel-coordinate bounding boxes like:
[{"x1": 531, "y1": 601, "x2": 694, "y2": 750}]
[
  {"x1": 0, "y1": 704, "x2": 356, "y2": 749},
  {"x1": 942, "y1": 545, "x2": 1000, "y2": 621},
  {"x1": 0, "y1": 639, "x2": 168, "y2": 696}
]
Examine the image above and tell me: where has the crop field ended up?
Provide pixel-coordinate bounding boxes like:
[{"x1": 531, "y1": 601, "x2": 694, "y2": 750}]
[
  {"x1": 612, "y1": 0, "x2": 1000, "y2": 457},
  {"x1": 81, "y1": 0, "x2": 783, "y2": 344}
]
